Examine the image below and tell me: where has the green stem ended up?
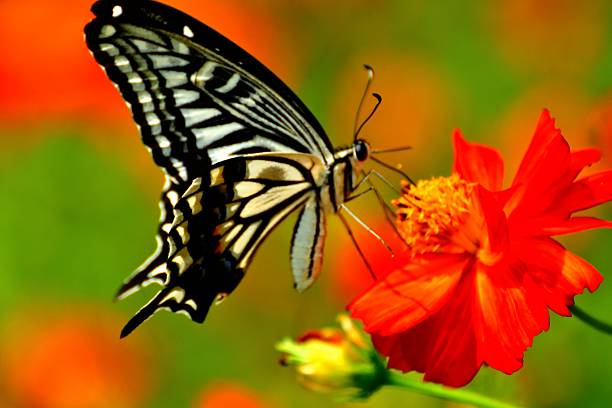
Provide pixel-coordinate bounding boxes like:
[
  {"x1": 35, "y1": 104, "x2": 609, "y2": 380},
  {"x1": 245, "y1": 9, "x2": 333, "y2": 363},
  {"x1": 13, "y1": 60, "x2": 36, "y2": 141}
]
[
  {"x1": 385, "y1": 371, "x2": 522, "y2": 408},
  {"x1": 569, "y1": 305, "x2": 612, "y2": 335}
]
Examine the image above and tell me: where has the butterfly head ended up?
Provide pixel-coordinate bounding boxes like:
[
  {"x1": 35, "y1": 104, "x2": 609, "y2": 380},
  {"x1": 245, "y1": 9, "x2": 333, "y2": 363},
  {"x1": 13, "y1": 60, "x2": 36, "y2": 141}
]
[{"x1": 353, "y1": 139, "x2": 371, "y2": 162}]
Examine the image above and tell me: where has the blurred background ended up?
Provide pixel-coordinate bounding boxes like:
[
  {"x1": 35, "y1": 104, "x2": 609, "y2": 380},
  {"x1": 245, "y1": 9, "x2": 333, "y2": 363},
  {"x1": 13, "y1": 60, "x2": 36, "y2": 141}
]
[{"x1": 0, "y1": 0, "x2": 611, "y2": 407}]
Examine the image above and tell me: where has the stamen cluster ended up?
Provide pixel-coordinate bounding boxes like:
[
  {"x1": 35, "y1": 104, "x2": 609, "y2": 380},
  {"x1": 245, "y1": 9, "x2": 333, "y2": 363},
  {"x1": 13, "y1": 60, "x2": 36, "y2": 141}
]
[{"x1": 394, "y1": 174, "x2": 473, "y2": 254}]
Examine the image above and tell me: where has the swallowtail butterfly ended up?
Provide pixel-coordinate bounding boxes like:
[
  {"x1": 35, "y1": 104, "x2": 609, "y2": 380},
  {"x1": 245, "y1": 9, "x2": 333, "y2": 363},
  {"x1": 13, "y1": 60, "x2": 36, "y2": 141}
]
[{"x1": 85, "y1": 0, "x2": 380, "y2": 337}]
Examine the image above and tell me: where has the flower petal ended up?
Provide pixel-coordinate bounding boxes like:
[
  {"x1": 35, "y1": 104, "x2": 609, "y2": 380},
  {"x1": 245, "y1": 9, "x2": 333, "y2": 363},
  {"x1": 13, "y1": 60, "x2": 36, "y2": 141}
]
[
  {"x1": 475, "y1": 261, "x2": 550, "y2": 374},
  {"x1": 514, "y1": 238, "x2": 603, "y2": 315},
  {"x1": 452, "y1": 129, "x2": 504, "y2": 190},
  {"x1": 511, "y1": 109, "x2": 567, "y2": 186},
  {"x1": 506, "y1": 110, "x2": 571, "y2": 216},
  {"x1": 348, "y1": 254, "x2": 468, "y2": 336},
  {"x1": 559, "y1": 170, "x2": 612, "y2": 215},
  {"x1": 372, "y1": 267, "x2": 482, "y2": 387},
  {"x1": 569, "y1": 148, "x2": 601, "y2": 180},
  {"x1": 475, "y1": 186, "x2": 509, "y2": 256},
  {"x1": 539, "y1": 216, "x2": 612, "y2": 236}
]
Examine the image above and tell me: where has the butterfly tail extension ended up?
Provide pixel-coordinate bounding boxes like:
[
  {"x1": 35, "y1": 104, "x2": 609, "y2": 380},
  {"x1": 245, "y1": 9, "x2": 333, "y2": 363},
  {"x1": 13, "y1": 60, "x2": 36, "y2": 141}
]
[
  {"x1": 115, "y1": 255, "x2": 167, "y2": 301},
  {"x1": 120, "y1": 257, "x2": 246, "y2": 338},
  {"x1": 119, "y1": 281, "x2": 210, "y2": 338},
  {"x1": 120, "y1": 285, "x2": 192, "y2": 338}
]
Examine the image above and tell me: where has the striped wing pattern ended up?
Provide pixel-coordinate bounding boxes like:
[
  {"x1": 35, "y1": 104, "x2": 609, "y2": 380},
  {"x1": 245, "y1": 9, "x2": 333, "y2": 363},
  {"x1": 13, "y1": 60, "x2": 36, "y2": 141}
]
[
  {"x1": 85, "y1": 0, "x2": 334, "y2": 186},
  {"x1": 85, "y1": 0, "x2": 337, "y2": 335},
  {"x1": 115, "y1": 178, "x2": 184, "y2": 299},
  {"x1": 120, "y1": 154, "x2": 325, "y2": 337}
]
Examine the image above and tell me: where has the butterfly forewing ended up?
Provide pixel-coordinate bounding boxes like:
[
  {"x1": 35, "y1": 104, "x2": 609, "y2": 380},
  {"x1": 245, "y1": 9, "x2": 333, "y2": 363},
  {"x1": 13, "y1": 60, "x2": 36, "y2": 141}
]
[{"x1": 85, "y1": 0, "x2": 334, "y2": 183}]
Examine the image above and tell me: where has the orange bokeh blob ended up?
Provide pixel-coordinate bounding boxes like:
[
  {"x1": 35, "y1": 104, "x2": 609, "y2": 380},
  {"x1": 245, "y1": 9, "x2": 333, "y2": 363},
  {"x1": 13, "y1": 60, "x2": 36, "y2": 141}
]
[
  {"x1": 488, "y1": 0, "x2": 605, "y2": 75},
  {"x1": 0, "y1": 0, "x2": 299, "y2": 127},
  {"x1": 0, "y1": 0, "x2": 120, "y2": 122},
  {"x1": 194, "y1": 382, "x2": 272, "y2": 408},
  {"x1": 1, "y1": 307, "x2": 151, "y2": 408},
  {"x1": 586, "y1": 96, "x2": 612, "y2": 169},
  {"x1": 492, "y1": 84, "x2": 608, "y2": 180}
]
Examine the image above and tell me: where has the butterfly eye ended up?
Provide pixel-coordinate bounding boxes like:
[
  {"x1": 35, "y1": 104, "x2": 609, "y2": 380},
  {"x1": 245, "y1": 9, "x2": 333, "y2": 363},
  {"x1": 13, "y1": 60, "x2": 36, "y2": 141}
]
[{"x1": 354, "y1": 140, "x2": 369, "y2": 161}]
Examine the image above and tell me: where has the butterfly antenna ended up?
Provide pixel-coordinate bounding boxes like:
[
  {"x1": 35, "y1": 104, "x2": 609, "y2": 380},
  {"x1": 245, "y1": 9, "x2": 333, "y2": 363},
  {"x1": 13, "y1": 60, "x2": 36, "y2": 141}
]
[
  {"x1": 353, "y1": 64, "x2": 375, "y2": 141},
  {"x1": 354, "y1": 93, "x2": 382, "y2": 141},
  {"x1": 370, "y1": 155, "x2": 416, "y2": 186},
  {"x1": 371, "y1": 145, "x2": 413, "y2": 154}
]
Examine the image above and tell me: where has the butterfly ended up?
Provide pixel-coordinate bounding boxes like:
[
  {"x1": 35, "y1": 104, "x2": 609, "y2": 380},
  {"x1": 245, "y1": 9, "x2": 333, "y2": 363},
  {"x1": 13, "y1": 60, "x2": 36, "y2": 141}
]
[{"x1": 85, "y1": 0, "x2": 389, "y2": 337}]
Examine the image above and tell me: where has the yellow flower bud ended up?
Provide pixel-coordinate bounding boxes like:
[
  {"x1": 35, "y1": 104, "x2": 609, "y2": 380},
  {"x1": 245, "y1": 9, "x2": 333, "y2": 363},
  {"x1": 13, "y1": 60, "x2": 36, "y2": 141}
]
[{"x1": 276, "y1": 315, "x2": 386, "y2": 399}]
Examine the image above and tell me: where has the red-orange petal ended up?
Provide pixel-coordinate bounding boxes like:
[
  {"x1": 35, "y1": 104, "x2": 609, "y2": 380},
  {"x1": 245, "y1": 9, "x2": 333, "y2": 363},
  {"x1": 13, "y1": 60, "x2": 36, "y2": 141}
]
[
  {"x1": 511, "y1": 109, "x2": 567, "y2": 186},
  {"x1": 506, "y1": 110, "x2": 571, "y2": 216},
  {"x1": 539, "y1": 216, "x2": 612, "y2": 236},
  {"x1": 474, "y1": 261, "x2": 549, "y2": 374},
  {"x1": 475, "y1": 185, "x2": 509, "y2": 256},
  {"x1": 559, "y1": 170, "x2": 612, "y2": 215},
  {"x1": 568, "y1": 148, "x2": 602, "y2": 180},
  {"x1": 372, "y1": 267, "x2": 483, "y2": 387},
  {"x1": 452, "y1": 129, "x2": 504, "y2": 190},
  {"x1": 348, "y1": 254, "x2": 468, "y2": 336},
  {"x1": 515, "y1": 238, "x2": 603, "y2": 314}
]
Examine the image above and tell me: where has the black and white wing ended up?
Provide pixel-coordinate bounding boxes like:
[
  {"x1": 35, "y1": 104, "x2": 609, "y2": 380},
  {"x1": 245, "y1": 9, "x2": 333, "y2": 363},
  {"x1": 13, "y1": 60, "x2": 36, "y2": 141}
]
[
  {"x1": 120, "y1": 153, "x2": 327, "y2": 337},
  {"x1": 85, "y1": 0, "x2": 335, "y2": 185},
  {"x1": 84, "y1": 0, "x2": 371, "y2": 340},
  {"x1": 85, "y1": 0, "x2": 336, "y2": 314}
]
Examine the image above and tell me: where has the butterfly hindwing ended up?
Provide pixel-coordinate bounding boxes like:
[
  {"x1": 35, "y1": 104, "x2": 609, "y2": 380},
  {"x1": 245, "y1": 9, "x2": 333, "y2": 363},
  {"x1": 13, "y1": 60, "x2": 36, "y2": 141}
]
[
  {"x1": 116, "y1": 179, "x2": 186, "y2": 299},
  {"x1": 290, "y1": 197, "x2": 327, "y2": 293},
  {"x1": 119, "y1": 154, "x2": 326, "y2": 336}
]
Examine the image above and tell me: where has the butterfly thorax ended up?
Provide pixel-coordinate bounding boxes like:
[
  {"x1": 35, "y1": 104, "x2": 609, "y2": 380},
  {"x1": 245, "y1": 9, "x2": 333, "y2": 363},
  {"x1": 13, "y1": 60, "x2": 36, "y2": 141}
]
[{"x1": 322, "y1": 139, "x2": 370, "y2": 213}]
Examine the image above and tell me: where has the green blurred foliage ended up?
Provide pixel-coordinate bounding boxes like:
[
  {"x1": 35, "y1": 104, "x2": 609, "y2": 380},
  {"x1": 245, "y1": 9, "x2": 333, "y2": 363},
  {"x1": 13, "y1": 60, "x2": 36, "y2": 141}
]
[{"x1": 0, "y1": 0, "x2": 611, "y2": 407}]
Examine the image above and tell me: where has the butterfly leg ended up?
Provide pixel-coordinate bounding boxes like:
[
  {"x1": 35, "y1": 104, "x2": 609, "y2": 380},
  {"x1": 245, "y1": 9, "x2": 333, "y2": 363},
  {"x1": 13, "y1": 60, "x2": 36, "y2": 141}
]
[
  {"x1": 337, "y1": 211, "x2": 377, "y2": 280},
  {"x1": 338, "y1": 204, "x2": 394, "y2": 256},
  {"x1": 346, "y1": 170, "x2": 407, "y2": 249},
  {"x1": 363, "y1": 176, "x2": 409, "y2": 248}
]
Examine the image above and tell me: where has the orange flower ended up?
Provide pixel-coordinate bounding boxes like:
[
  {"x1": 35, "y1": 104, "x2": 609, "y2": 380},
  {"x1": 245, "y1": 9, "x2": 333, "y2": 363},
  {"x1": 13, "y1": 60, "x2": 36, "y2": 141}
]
[
  {"x1": 349, "y1": 110, "x2": 612, "y2": 387},
  {"x1": 1, "y1": 308, "x2": 151, "y2": 408}
]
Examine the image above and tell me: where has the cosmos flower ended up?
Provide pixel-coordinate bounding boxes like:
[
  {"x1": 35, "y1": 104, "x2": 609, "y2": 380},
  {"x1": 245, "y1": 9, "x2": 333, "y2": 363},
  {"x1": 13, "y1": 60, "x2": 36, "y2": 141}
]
[{"x1": 349, "y1": 109, "x2": 612, "y2": 387}]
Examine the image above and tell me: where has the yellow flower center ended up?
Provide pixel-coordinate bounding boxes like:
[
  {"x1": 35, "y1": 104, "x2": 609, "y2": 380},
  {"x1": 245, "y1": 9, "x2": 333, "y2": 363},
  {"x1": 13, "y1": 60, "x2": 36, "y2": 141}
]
[{"x1": 394, "y1": 174, "x2": 482, "y2": 255}]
